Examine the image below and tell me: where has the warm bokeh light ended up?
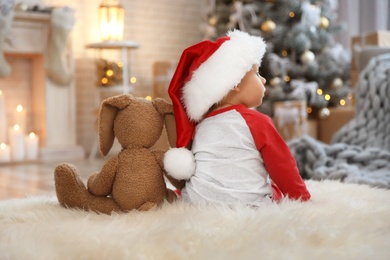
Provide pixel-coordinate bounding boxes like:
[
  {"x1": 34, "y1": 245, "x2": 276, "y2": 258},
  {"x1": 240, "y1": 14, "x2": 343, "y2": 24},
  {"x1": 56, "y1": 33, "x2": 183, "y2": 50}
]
[
  {"x1": 0, "y1": 90, "x2": 2, "y2": 96},
  {"x1": 145, "y1": 96, "x2": 152, "y2": 101},
  {"x1": 307, "y1": 107, "x2": 312, "y2": 114},
  {"x1": 130, "y1": 77, "x2": 137, "y2": 84},
  {"x1": 101, "y1": 77, "x2": 108, "y2": 84},
  {"x1": 99, "y1": 0, "x2": 124, "y2": 41},
  {"x1": 0, "y1": 143, "x2": 6, "y2": 150},
  {"x1": 317, "y1": 89, "x2": 323, "y2": 95},
  {"x1": 106, "y1": 69, "x2": 113, "y2": 76},
  {"x1": 29, "y1": 132, "x2": 36, "y2": 139},
  {"x1": 13, "y1": 124, "x2": 20, "y2": 131},
  {"x1": 324, "y1": 94, "x2": 331, "y2": 101},
  {"x1": 16, "y1": 105, "x2": 23, "y2": 112},
  {"x1": 340, "y1": 99, "x2": 346, "y2": 106}
]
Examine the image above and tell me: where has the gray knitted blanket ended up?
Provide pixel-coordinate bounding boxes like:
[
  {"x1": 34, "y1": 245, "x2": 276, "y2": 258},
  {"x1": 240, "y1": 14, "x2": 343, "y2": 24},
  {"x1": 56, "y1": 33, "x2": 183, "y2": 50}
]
[{"x1": 288, "y1": 53, "x2": 390, "y2": 189}]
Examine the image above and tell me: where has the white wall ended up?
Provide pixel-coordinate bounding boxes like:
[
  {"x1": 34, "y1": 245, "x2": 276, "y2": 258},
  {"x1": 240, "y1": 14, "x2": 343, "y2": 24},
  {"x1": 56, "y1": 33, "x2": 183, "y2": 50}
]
[{"x1": 21, "y1": 0, "x2": 203, "y2": 155}]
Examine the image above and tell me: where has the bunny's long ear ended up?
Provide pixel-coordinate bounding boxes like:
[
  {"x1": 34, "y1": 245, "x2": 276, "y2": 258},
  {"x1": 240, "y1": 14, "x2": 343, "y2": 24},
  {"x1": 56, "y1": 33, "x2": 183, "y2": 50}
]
[
  {"x1": 152, "y1": 98, "x2": 176, "y2": 148},
  {"x1": 99, "y1": 94, "x2": 133, "y2": 156}
]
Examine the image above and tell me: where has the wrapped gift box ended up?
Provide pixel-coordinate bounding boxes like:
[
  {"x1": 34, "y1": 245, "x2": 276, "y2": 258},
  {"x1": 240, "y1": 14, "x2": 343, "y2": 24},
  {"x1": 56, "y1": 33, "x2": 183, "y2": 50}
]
[
  {"x1": 351, "y1": 31, "x2": 390, "y2": 87},
  {"x1": 273, "y1": 100, "x2": 316, "y2": 141},
  {"x1": 318, "y1": 107, "x2": 355, "y2": 144}
]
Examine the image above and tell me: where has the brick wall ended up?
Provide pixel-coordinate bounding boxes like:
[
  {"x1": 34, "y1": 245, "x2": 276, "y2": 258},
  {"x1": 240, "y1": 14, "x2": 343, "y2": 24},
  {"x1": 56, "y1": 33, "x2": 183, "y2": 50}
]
[{"x1": 40, "y1": 0, "x2": 203, "y2": 155}]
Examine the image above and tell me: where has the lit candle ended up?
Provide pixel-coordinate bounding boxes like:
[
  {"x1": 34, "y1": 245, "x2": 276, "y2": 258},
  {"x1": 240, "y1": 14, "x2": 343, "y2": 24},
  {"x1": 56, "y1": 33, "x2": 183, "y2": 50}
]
[
  {"x1": 9, "y1": 124, "x2": 25, "y2": 161},
  {"x1": 14, "y1": 104, "x2": 26, "y2": 134},
  {"x1": 25, "y1": 132, "x2": 39, "y2": 160},
  {"x1": 0, "y1": 90, "x2": 7, "y2": 143},
  {"x1": 0, "y1": 143, "x2": 10, "y2": 162}
]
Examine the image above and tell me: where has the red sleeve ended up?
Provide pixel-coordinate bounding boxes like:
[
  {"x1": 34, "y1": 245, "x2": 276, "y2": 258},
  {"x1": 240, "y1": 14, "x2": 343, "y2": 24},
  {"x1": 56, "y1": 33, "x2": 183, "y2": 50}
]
[{"x1": 239, "y1": 108, "x2": 311, "y2": 201}]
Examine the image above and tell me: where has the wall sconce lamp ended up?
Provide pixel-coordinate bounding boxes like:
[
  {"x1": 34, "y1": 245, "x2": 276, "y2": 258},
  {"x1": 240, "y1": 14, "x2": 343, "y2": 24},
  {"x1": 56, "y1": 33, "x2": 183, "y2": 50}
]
[{"x1": 99, "y1": 0, "x2": 124, "y2": 41}]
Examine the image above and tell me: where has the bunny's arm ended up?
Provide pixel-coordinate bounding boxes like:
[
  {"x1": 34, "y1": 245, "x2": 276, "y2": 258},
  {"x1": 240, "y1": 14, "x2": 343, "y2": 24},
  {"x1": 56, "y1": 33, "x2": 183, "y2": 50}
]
[
  {"x1": 87, "y1": 156, "x2": 119, "y2": 196},
  {"x1": 153, "y1": 150, "x2": 186, "y2": 191}
]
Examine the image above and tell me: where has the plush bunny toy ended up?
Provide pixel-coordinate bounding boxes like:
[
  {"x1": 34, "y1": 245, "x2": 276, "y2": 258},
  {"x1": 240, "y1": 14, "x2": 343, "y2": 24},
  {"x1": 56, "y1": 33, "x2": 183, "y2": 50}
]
[{"x1": 54, "y1": 94, "x2": 184, "y2": 214}]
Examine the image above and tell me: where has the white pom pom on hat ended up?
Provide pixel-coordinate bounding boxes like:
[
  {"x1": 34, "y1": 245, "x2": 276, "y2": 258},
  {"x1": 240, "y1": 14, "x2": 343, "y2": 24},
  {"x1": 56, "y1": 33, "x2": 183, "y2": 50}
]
[{"x1": 164, "y1": 148, "x2": 195, "y2": 180}]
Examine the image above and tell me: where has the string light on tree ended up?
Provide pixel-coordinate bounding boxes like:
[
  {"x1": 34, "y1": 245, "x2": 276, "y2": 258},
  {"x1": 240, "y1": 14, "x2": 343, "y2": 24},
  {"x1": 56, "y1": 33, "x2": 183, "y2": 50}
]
[
  {"x1": 284, "y1": 75, "x2": 291, "y2": 83},
  {"x1": 307, "y1": 107, "x2": 313, "y2": 114}
]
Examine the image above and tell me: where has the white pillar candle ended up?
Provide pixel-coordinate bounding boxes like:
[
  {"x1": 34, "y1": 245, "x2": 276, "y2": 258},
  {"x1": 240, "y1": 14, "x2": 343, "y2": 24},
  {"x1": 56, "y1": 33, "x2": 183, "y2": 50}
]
[
  {"x1": 25, "y1": 132, "x2": 39, "y2": 160},
  {"x1": 0, "y1": 90, "x2": 7, "y2": 143},
  {"x1": 14, "y1": 105, "x2": 27, "y2": 134},
  {"x1": 0, "y1": 143, "x2": 10, "y2": 162},
  {"x1": 9, "y1": 124, "x2": 25, "y2": 161}
]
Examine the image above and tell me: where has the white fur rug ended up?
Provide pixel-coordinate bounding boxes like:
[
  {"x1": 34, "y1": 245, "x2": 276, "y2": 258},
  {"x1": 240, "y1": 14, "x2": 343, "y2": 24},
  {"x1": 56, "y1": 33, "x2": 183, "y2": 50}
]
[{"x1": 1, "y1": 180, "x2": 389, "y2": 259}]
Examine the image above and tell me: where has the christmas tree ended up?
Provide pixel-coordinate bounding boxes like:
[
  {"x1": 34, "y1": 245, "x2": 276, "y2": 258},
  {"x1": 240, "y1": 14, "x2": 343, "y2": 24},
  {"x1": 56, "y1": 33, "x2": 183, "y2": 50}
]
[{"x1": 200, "y1": 0, "x2": 351, "y2": 117}]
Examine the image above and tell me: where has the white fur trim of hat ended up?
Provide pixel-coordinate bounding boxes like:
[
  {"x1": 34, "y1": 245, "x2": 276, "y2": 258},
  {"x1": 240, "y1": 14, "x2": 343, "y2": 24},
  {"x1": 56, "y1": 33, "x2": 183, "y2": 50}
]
[{"x1": 182, "y1": 30, "x2": 266, "y2": 122}]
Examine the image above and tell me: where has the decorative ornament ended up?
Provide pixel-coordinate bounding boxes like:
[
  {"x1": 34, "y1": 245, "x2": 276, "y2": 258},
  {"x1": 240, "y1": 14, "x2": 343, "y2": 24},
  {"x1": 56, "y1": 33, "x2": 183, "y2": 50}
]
[
  {"x1": 269, "y1": 77, "x2": 281, "y2": 87},
  {"x1": 261, "y1": 20, "x2": 276, "y2": 33},
  {"x1": 96, "y1": 59, "x2": 123, "y2": 87},
  {"x1": 319, "y1": 107, "x2": 330, "y2": 119},
  {"x1": 331, "y1": 77, "x2": 343, "y2": 89},
  {"x1": 300, "y1": 50, "x2": 315, "y2": 65},
  {"x1": 319, "y1": 16, "x2": 329, "y2": 29}
]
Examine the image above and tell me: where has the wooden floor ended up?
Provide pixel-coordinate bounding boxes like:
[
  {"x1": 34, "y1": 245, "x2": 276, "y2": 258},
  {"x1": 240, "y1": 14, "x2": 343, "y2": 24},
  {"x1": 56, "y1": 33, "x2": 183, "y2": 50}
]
[{"x1": 0, "y1": 159, "x2": 105, "y2": 200}]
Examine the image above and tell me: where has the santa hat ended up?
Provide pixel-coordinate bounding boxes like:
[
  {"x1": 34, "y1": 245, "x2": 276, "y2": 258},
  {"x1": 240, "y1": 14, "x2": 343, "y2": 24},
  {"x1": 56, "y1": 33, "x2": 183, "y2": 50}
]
[{"x1": 164, "y1": 30, "x2": 267, "y2": 180}]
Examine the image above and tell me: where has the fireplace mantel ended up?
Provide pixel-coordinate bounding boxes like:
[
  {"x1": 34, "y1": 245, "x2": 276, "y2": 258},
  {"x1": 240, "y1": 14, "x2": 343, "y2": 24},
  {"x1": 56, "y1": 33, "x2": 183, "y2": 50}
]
[{"x1": 3, "y1": 11, "x2": 84, "y2": 162}]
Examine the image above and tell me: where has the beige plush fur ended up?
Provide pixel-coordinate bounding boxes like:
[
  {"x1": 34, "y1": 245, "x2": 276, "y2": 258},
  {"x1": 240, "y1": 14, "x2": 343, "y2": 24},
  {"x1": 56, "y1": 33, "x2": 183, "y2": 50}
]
[
  {"x1": 54, "y1": 94, "x2": 184, "y2": 214},
  {"x1": 1, "y1": 180, "x2": 389, "y2": 259}
]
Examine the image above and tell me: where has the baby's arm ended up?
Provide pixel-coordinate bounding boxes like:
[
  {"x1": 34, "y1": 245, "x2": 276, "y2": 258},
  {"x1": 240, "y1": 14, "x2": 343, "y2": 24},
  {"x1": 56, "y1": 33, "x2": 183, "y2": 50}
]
[{"x1": 245, "y1": 112, "x2": 311, "y2": 201}]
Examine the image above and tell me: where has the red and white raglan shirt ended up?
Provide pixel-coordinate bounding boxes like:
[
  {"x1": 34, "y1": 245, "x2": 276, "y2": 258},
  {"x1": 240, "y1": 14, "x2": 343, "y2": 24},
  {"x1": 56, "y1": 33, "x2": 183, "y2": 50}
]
[{"x1": 181, "y1": 104, "x2": 311, "y2": 206}]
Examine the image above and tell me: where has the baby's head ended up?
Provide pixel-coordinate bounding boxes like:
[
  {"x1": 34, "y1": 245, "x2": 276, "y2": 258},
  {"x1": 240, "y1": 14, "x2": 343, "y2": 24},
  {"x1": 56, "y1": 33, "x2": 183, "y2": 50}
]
[
  {"x1": 168, "y1": 30, "x2": 267, "y2": 148},
  {"x1": 213, "y1": 64, "x2": 267, "y2": 111}
]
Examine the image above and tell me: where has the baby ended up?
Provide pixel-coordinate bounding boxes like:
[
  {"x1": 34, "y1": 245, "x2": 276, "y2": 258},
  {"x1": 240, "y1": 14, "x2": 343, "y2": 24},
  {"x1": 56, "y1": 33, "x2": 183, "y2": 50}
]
[{"x1": 164, "y1": 30, "x2": 310, "y2": 206}]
